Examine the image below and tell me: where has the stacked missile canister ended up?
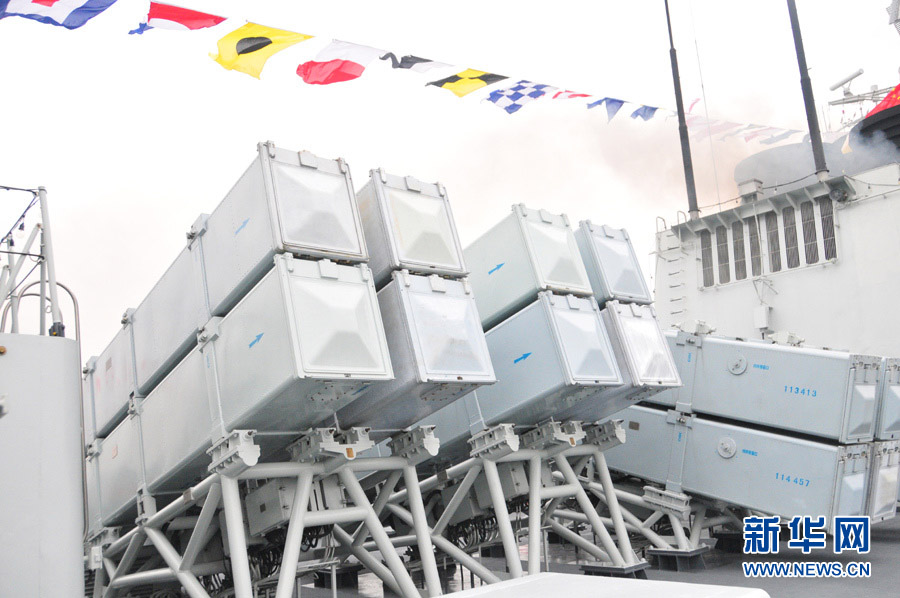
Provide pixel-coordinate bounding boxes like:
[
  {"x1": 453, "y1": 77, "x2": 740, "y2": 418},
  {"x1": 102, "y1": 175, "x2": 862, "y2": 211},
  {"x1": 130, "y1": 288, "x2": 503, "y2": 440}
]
[
  {"x1": 80, "y1": 143, "x2": 690, "y2": 598},
  {"x1": 604, "y1": 329, "x2": 900, "y2": 531},
  {"x1": 415, "y1": 212, "x2": 680, "y2": 464},
  {"x1": 361, "y1": 209, "x2": 683, "y2": 578},
  {"x1": 83, "y1": 142, "x2": 396, "y2": 529}
]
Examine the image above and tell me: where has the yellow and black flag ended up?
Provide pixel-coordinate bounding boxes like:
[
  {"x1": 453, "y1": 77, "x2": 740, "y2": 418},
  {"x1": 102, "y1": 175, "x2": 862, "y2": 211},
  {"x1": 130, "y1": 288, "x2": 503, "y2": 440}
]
[
  {"x1": 211, "y1": 23, "x2": 312, "y2": 79},
  {"x1": 427, "y1": 69, "x2": 507, "y2": 98}
]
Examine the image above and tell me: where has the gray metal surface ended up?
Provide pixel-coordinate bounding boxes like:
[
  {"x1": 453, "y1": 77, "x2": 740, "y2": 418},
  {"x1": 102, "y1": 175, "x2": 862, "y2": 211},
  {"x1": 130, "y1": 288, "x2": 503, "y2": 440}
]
[
  {"x1": 0, "y1": 334, "x2": 84, "y2": 598},
  {"x1": 357, "y1": 169, "x2": 467, "y2": 288},
  {"x1": 464, "y1": 205, "x2": 592, "y2": 330},
  {"x1": 131, "y1": 245, "x2": 207, "y2": 395},
  {"x1": 574, "y1": 222, "x2": 652, "y2": 305},
  {"x1": 419, "y1": 291, "x2": 625, "y2": 463},
  {"x1": 139, "y1": 347, "x2": 211, "y2": 494},
  {"x1": 331, "y1": 270, "x2": 494, "y2": 433},
  {"x1": 556, "y1": 301, "x2": 680, "y2": 422},
  {"x1": 92, "y1": 255, "x2": 394, "y2": 528},
  {"x1": 606, "y1": 405, "x2": 871, "y2": 524},
  {"x1": 96, "y1": 413, "x2": 145, "y2": 526},
  {"x1": 82, "y1": 323, "x2": 136, "y2": 439},
  {"x1": 471, "y1": 291, "x2": 623, "y2": 426},
  {"x1": 649, "y1": 331, "x2": 879, "y2": 443},
  {"x1": 876, "y1": 357, "x2": 900, "y2": 439},
  {"x1": 866, "y1": 439, "x2": 900, "y2": 522},
  {"x1": 84, "y1": 452, "x2": 101, "y2": 537},
  {"x1": 211, "y1": 254, "x2": 392, "y2": 435},
  {"x1": 201, "y1": 143, "x2": 367, "y2": 317}
]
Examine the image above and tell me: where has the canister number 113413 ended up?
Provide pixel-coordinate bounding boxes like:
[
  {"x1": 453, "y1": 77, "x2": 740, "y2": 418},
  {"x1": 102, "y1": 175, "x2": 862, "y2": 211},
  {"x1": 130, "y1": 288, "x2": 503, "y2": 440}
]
[{"x1": 784, "y1": 385, "x2": 817, "y2": 397}]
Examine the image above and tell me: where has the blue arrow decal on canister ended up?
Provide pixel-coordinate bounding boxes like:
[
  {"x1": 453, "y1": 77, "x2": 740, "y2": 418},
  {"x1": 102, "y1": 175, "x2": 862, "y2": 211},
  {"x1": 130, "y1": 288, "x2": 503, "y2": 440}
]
[
  {"x1": 488, "y1": 262, "x2": 504, "y2": 275},
  {"x1": 235, "y1": 217, "x2": 250, "y2": 235},
  {"x1": 514, "y1": 352, "x2": 532, "y2": 364},
  {"x1": 249, "y1": 333, "x2": 264, "y2": 348}
]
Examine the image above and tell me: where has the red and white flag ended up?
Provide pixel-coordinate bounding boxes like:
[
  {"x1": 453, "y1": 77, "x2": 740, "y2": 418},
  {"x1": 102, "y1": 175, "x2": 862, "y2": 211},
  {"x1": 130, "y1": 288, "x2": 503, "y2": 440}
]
[
  {"x1": 297, "y1": 40, "x2": 385, "y2": 85},
  {"x1": 552, "y1": 90, "x2": 590, "y2": 100},
  {"x1": 129, "y1": 1, "x2": 225, "y2": 34}
]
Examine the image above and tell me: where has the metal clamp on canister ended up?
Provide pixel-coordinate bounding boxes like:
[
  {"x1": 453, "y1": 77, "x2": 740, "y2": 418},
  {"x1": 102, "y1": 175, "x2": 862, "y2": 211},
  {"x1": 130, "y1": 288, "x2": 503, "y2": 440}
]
[
  {"x1": 207, "y1": 430, "x2": 261, "y2": 477},
  {"x1": 643, "y1": 486, "x2": 692, "y2": 522},
  {"x1": 583, "y1": 419, "x2": 626, "y2": 451},
  {"x1": 520, "y1": 420, "x2": 586, "y2": 450},
  {"x1": 289, "y1": 427, "x2": 374, "y2": 462},
  {"x1": 468, "y1": 424, "x2": 519, "y2": 460},
  {"x1": 389, "y1": 426, "x2": 440, "y2": 466}
]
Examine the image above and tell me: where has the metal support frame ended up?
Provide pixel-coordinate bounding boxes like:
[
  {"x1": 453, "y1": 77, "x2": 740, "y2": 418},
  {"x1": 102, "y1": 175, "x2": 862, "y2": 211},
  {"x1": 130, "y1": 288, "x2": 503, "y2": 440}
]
[
  {"x1": 95, "y1": 427, "x2": 449, "y2": 598},
  {"x1": 380, "y1": 421, "x2": 647, "y2": 581},
  {"x1": 568, "y1": 466, "x2": 744, "y2": 558},
  {"x1": 92, "y1": 415, "x2": 750, "y2": 597}
]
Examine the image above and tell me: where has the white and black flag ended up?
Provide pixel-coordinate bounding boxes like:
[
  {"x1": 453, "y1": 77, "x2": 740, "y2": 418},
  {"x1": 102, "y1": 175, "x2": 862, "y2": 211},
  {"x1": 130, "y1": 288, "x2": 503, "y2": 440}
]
[{"x1": 379, "y1": 52, "x2": 449, "y2": 73}]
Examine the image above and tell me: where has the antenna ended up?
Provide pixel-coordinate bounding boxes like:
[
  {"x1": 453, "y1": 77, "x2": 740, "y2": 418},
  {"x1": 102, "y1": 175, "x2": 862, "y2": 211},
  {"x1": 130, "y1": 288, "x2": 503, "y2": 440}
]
[
  {"x1": 786, "y1": 0, "x2": 828, "y2": 181},
  {"x1": 664, "y1": 0, "x2": 700, "y2": 221},
  {"x1": 829, "y1": 69, "x2": 864, "y2": 95}
]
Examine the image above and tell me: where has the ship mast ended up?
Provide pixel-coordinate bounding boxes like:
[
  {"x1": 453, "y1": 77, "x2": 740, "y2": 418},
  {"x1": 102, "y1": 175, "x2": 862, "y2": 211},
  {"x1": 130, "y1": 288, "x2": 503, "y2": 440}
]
[
  {"x1": 786, "y1": 0, "x2": 829, "y2": 181},
  {"x1": 664, "y1": 0, "x2": 700, "y2": 220}
]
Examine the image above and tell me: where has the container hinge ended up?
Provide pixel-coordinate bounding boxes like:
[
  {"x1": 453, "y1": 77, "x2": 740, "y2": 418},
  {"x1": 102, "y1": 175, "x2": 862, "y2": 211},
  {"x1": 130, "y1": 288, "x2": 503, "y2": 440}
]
[
  {"x1": 86, "y1": 528, "x2": 121, "y2": 569},
  {"x1": 83, "y1": 356, "x2": 98, "y2": 375},
  {"x1": 289, "y1": 427, "x2": 374, "y2": 462},
  {"x1": 389, "y1": 426, "x2": 441, "y2": 466},
  {"x1": 121, "y1": 308, "x2": 135, "y2": 326},
  {"x1": 375, "y1": 167, "x2": 387, "y2": 184},
  {"x1": 583, "y1": 420, "x2": 626, "y2": 451},
  {"x1": 538, "y1": 209, "x2": 554, "y2": 224},
  {"x1": 263, "y1": 140, "x2": 276, "y2": 158},
  {"x1": 437, "y1": 182, "x2": 447, "y2": 197},
  {"x1": 428, "y1": 274, "x2": 447, "y2": 293},
  {"x1": 468, "y1": 424, "x2": 519, "y2": 460},
  {"x1": 86, "y1": 439, "x2": 102, "y2": 459},
  {"x1": 405, "y1": 175, "x2": 423, "y2": 193},
  {"x1": 127, "y1": 396, "x2": 142, "y2": 416},
  {"x1": 461, "y1": 277, "x2": 472, "y2": 295},
  {"x1": 337, "y1": 157, "x2": 348, "y2": 174},
  {"x1": 197, "y1": 317, "x2": 224, "y2": 348},
  {"x1": 298, "y1": 150, "x2": 318, "y2": 169},
  {"x1": 207, "y1": 430, "x2": 260, "y2": 477},
  {"x1": 643, "y1": 486, "x2": 692, "y2": 522},
  {"x1": 186, "y1": 213, "x2": 209, "y2": 245},
  {"x1": 318, "y1": 258, "x2": 340, "y2": 280},
  {"x1": 562, "y1": 294, "x2": 582, "y2": 310},
  {"x1": 135, "y1": 487, "x2": 157, "y2": 525},
  {"x1": 666, "y1": 410, "x2": 694, "y2": 428},
  {"x1": 678, "y1": 321, "x2": 713, "y2": 338},
  {"x1": 521, "y1": 420, "x2": 585, "y2": 451}
]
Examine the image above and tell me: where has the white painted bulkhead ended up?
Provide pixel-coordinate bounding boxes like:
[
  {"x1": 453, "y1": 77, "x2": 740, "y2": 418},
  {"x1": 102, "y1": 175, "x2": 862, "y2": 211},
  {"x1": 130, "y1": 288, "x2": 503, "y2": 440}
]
[
  {"x1": 655, "y1": 163, "x2": 900, "y2": 355},
  {"x1": 0, "y1": 333, "x2": 84, "y2": 597}
]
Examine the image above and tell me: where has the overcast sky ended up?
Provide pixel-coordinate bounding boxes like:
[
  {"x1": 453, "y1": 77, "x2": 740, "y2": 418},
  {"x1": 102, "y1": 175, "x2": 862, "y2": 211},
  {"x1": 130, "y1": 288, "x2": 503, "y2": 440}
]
[{"x1": 1, "y1": 0, "x2": 897, "y2": 357}]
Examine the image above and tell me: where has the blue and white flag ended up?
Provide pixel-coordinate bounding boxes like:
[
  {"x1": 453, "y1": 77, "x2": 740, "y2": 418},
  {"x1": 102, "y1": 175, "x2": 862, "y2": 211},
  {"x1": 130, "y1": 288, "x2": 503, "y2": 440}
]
[
  {"x1": 0, "y1": 0, "x2": 116, "y2": 29},
  {"x1": 630, "y1": 105, "x2": 659, "y2": 121},
  {"x1": 587, "y1": 97, "x2": 625, "y2": 122},
  {"x1": 486, "y1": 80, "x2": 557, "y2": 114}
]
